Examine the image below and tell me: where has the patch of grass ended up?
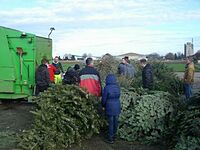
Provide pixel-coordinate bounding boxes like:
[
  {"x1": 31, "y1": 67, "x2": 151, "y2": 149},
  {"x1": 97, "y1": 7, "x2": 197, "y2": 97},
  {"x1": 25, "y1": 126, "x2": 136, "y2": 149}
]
[
  {"x1": 166, "y1": 63, "x2": 185, "y2": 72},
  {"x1": 60, "y1": 61, "x2": 81, "y2": 72},
  {"x1": 166, "y1": 63, "x2": 200, "y2": 72}
]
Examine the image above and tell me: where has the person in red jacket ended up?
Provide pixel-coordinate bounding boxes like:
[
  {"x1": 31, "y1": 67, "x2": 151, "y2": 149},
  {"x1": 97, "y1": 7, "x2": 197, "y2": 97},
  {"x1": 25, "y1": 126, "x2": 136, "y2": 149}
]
[
  {"x1": 79, "y1": 58, "x2": 101, "y2": 97},
  {"x1": 47, "y1": 61, "x2": 56, "y2": 83}
]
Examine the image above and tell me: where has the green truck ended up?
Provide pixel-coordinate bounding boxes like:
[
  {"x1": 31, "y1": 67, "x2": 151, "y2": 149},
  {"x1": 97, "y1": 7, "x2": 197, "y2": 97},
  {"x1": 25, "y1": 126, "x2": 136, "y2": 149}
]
[{"x1": 0, "y1": 26, "x2": 52, "y2": 99}]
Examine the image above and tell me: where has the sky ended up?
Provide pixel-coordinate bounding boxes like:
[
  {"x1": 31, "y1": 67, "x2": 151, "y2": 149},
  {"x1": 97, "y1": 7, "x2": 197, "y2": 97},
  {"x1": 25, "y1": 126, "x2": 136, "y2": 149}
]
[{"x1": 0, "y1": 0, "x2": 200, "y2": 57}]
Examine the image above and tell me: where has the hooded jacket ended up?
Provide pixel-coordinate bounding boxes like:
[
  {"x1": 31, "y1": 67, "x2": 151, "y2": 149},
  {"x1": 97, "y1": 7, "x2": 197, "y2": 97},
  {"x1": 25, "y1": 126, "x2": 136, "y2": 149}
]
[{"x1": 101, "y1": 74, "x2": 121, "y2": 116}]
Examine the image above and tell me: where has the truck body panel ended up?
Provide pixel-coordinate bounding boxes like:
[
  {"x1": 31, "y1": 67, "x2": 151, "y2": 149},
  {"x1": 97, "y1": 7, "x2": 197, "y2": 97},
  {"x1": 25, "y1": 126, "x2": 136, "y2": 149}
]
[{"x1": 0, "y1": 26, "x2": 52, "y2": 99}]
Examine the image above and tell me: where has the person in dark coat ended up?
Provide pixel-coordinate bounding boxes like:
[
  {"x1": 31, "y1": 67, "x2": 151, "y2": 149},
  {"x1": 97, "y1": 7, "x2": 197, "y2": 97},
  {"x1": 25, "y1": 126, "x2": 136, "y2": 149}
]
[
  {"x1": 35, "y1": 58, "x2": 50, "y2": 95},
  {"x1": 140, "y1": 59, "x2": 153, "y2": 90},
  {"x1": 63, "y1": 64, "x2": 80, "y2": 85},
  {"x1": 102, "y1": 74, "x2": 121, "y2": 144},
  {"x1": 118, "y1": 58, "x2": 126, "y2": 75}
]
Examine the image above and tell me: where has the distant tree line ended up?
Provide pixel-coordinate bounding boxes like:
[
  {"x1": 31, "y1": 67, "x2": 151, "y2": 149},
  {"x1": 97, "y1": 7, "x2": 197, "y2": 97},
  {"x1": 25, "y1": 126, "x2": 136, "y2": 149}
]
[
  {"x1": 146, "y1": 52, "x2": 184, "y2": 60},
  {"x1": 165, "y1": 52, "x2": 185, "y2": 60},
  {"x1": 146, "y1": 51, "x2": 200, "y2": 60},
  {"x1": 147, "y1": 51, "x2": 200, "y2": 64}
]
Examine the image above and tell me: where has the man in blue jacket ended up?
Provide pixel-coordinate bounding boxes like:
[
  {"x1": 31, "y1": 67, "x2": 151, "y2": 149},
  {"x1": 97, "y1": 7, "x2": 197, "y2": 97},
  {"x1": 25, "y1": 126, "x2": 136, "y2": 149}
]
[
  {"x1": 102, "y1": 74, "x2": 121, "y2": 144},
  {"x1": 118, "y1": 56, "x2": 136, "y2": 78}
]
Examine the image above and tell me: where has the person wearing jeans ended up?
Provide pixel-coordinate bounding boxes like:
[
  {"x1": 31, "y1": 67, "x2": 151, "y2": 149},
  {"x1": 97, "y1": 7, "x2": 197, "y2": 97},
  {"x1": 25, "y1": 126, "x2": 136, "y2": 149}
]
[
  {"x1": 184, "y1": 83, "x2": 192, "y2": 99},
  {"x1": 183, "y1": 57, "x2": 195, "y2": 99},
  {"x1": 108, "y1": 115, "x2": 119, "y2": 142},
  {"x1": 102, "y1": 74, "x2": 121, "y2": 144}
]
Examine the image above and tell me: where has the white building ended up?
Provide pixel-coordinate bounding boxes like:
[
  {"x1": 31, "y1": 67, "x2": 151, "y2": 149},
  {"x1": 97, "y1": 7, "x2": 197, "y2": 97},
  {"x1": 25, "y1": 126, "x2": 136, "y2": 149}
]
[
  {"x1": 115, "y1": 52, "x2": 146, "y2": 60},
  {"x1": 184, "y1": 42, "x2": 194, "y2": 57}
]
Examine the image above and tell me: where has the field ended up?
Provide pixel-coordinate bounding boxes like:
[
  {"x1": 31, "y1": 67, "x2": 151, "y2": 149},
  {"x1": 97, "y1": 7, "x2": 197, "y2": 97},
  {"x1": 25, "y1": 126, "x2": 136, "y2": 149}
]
[
  {"x1": 165, "y1": 63, "x2": 185, "y2": 72},
  {"x1": 165, "y1": 63, "x2": 200, "y2": 72},
  {"x1": 60, "y1": 61, "x2": 82, "y2": 72}
]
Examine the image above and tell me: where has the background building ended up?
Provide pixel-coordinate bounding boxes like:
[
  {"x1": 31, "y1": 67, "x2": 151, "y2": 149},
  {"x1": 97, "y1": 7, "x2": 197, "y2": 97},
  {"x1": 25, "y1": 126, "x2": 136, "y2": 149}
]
[
  {"x1": 115, "y1": 52, "x2": 146, "y2": 60},
  {"x1": 184, "y1": 42, "x2": 194, "y2": 57}
]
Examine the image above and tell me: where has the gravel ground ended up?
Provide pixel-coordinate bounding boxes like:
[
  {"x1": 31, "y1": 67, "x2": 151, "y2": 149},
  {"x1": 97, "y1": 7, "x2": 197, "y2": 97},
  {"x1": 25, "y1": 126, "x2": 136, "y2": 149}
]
[
  {"x1": 175, "y1": 72, "x2": 200, "y2": 83},
  {"x1": 175, "y1": 72, "x2": 200, "y2": 93}
]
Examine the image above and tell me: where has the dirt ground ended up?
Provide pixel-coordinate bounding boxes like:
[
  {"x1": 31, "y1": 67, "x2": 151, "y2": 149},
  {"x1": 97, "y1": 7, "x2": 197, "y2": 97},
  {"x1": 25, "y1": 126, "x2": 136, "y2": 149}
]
[
  {"x1": 0, "y1": 102, "x2": 165, "y2": 150},
  {"x1": 0, "y1": 102, "x2": 35, "y2": 149},
  {"x1": 0, "y1": 73, "x2": 199, "y2": 150}
]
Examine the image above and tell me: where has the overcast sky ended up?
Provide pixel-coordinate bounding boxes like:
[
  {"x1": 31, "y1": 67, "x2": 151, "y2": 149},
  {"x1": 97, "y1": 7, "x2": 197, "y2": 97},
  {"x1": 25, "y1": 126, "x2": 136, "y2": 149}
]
[{"x1": 1, "y1": 0, "x2": 200, "y2": 57}]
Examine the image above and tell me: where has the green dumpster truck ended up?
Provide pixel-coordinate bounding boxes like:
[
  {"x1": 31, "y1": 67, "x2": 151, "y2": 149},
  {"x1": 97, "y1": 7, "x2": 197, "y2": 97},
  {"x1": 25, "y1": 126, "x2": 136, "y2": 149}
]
[{"x1": 0, "y1": 26, "x2": 52, "y2": 99}]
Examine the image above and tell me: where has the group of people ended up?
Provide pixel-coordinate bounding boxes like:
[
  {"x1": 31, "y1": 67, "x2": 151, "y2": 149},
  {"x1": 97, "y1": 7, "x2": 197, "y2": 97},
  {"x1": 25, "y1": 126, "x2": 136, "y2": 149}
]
[
  {"x1": 117, "y1": 56, "x2": 154, "y2": 90},
  {"x1": 35, "y1": 57, "x2": 100, "y2": 96},
  {"x1": 118, "y1": 56, "x2": 136, "y2": 78},
  {"x1": 35, "y1": 55, "x2": 194, "y2": 144},
  {"x1": 35, "y1": 56, "x2": 65, "y2": 95},
  {"x1": 35, "y1": 56, "x2": 154, "y2": 144}
]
